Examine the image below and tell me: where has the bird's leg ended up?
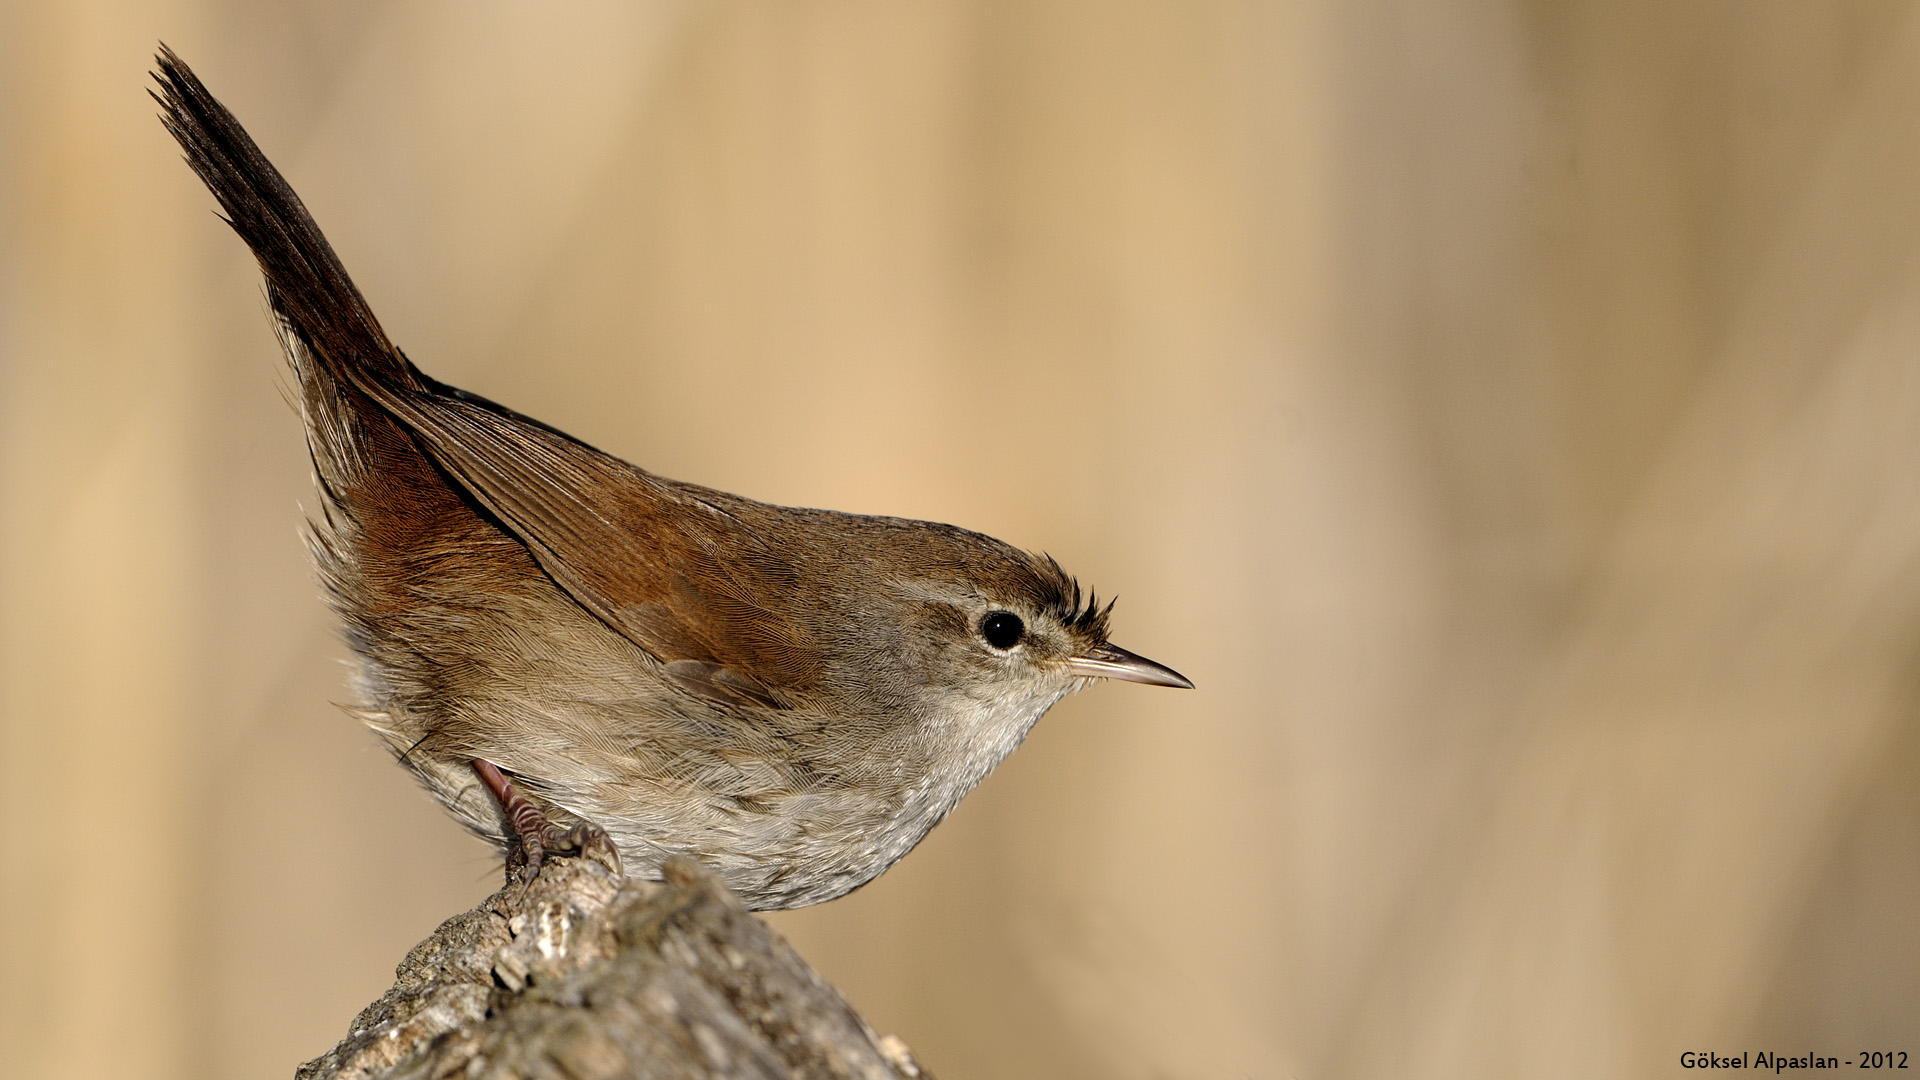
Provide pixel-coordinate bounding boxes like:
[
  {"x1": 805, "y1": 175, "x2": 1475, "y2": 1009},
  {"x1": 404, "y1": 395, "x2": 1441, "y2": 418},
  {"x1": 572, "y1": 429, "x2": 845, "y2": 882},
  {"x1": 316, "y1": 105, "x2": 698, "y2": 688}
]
[{"x1": 472, "y1": 758, "x2": 618, "y2": 896}]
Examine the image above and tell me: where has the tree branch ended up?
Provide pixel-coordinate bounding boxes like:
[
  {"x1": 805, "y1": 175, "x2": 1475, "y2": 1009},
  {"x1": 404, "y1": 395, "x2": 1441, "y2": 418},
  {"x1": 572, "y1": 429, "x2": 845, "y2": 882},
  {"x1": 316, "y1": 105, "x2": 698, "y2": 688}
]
[{"x1": 296, "y1": 852, "x2": 931, "y2": 1080}]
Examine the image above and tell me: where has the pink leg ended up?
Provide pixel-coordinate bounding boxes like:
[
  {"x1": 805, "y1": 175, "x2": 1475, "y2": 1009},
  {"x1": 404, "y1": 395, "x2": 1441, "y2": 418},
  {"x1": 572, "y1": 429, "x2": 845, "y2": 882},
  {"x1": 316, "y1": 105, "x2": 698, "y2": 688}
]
[{"x1": 472, "y1": 758, "x2": 615, "y2": 894}]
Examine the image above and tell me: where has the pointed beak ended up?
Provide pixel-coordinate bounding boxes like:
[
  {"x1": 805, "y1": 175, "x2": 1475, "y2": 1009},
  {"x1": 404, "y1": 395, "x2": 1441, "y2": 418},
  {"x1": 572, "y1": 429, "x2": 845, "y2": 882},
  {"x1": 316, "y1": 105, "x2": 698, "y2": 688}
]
[{"x1": 1059, "y1": 642, "x2": 1194, "y2": 688}]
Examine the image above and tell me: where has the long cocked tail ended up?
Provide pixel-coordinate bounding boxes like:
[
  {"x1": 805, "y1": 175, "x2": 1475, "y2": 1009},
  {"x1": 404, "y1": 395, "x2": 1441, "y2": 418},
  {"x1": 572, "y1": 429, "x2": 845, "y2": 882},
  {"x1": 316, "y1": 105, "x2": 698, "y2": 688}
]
[
  {"x1": 151, "y1": 46, "x2": 816, "y2": 686},
  {"x1": 151, "y1": 46, "x2": 419, "y2": 395},
  {"x1": 152, "y1": 43, "x2": 448, "y2": 534},
  {"x1": 152, "y1": 47, "x2": 625, "y2": 878}
]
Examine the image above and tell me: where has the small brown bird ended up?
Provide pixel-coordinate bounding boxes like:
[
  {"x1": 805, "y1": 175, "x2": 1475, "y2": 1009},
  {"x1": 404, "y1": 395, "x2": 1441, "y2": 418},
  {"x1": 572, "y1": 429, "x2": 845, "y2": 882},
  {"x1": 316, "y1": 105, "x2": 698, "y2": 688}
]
[{"x1": 155, "y1": 47, "x2": 1190, "y2": 909}]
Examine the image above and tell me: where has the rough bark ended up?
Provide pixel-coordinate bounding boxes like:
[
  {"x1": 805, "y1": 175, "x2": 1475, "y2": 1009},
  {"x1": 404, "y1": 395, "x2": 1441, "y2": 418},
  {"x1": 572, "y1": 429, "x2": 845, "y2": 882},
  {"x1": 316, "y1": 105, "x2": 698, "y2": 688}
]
[{"x1": 296, "y1": 851, "x2": 931, "y2": 1080}]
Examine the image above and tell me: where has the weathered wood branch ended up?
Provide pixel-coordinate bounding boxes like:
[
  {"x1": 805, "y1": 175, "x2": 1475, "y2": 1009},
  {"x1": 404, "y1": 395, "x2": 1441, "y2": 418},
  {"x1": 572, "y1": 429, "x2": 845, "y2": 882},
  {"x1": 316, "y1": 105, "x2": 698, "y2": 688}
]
[{"x1": 296, "y1": 852, "x2": 931, "y2": 1080}]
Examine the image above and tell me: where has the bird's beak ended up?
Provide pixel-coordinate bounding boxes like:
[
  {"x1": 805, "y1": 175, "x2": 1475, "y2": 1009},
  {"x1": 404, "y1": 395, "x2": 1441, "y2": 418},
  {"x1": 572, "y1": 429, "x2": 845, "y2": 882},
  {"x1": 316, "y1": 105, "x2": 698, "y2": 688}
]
[{"x1": 1060, "y1": 642, "x2": 1194, "y2": 688}]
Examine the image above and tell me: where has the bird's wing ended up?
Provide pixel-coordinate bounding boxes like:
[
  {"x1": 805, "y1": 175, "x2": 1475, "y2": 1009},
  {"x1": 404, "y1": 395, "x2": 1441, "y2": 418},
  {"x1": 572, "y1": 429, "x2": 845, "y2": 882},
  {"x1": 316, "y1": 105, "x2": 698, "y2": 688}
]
[{"x1": 352, "y1": 374, "x2": 822, "y2": 703}]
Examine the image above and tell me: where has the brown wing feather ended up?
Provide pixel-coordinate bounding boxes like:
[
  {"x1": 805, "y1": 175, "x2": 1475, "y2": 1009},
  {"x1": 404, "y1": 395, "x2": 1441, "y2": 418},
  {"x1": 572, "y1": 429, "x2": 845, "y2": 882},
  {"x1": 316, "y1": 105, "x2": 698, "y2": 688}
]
[{"x1": 346, "y1": 372, "x2": 821, "y2": 699}]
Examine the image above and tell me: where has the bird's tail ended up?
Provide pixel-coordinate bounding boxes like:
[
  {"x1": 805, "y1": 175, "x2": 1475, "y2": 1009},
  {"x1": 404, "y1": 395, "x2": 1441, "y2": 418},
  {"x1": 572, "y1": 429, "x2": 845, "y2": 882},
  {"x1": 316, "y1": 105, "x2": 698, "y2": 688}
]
[
  {"x1": 154, "y1": 43, "x2": 445, "y2": 527},
  {"x1": 152, "y1": 46, "x2": 419, "y2": 393}
]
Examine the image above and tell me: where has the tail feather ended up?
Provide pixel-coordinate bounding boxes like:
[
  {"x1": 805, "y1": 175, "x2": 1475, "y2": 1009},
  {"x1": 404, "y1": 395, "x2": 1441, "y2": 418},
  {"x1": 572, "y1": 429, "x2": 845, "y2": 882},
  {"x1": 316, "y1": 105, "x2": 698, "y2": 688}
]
[
  {"x1": 153, "y1": 44, "x2": 489, "y2": 632},
  {"x1": 152, "y1": 45, "x2": 417, "y2": 394}
]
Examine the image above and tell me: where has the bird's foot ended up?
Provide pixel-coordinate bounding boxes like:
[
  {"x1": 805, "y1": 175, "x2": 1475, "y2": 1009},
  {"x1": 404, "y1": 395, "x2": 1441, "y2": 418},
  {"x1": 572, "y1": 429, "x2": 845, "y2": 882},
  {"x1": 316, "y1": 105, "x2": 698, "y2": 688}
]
[{"x1": 472, "y1": 758, "x2": 622, "y2": 902}]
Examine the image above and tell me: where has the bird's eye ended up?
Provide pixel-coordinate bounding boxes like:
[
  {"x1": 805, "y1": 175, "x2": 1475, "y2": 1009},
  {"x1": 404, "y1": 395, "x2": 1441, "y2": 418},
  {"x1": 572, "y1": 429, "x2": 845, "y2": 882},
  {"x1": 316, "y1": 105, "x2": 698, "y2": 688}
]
[{"x1": 980, "y1": 611, "x2": 1025, "y2": 650}]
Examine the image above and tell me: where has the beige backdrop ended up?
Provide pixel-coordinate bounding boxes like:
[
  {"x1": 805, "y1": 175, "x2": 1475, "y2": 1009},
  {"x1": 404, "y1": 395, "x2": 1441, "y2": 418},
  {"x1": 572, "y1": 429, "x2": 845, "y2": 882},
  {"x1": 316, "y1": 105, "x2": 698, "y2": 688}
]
[{"x1": 3, "y1": 2, "x2": 1917, "y2": 1077}]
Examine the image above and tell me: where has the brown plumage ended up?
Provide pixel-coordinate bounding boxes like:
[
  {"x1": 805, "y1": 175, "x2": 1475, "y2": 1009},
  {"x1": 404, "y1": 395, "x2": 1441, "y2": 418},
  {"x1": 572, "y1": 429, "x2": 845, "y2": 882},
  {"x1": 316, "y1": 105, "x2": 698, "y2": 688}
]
[{"x1": 154, "y1": 46, "x2": 1189, "y2": 909}]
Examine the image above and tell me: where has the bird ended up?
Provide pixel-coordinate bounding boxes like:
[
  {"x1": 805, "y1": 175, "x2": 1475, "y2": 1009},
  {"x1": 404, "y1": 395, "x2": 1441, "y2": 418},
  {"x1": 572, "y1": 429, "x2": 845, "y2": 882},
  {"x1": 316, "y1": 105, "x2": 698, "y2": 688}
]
[{"x1": 153, "y1": 46, "x2": 1191, "y2": 910}]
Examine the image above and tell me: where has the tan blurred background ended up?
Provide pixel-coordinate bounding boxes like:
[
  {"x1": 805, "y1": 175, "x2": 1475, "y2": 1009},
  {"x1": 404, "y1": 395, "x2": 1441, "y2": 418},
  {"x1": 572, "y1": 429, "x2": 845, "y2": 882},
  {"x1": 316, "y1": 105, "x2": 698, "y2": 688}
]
[{"x1": 4, "y1": 1, "x2": 1918, "y2": 1077}]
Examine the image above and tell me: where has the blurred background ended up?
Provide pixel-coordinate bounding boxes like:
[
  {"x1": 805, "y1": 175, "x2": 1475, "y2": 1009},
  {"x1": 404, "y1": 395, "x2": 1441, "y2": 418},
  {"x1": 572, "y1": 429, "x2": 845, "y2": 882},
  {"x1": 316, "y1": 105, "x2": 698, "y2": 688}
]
[{"x1": 3, "y1": 1, "x2": 1918, "y2": 1077}]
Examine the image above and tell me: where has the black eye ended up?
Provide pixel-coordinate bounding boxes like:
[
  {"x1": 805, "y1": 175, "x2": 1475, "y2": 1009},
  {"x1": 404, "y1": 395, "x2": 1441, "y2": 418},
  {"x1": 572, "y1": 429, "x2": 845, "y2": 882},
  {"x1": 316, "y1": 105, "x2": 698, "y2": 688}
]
[{"x1": 980, "y1": 611, "x2": 1025, "y2": 650}]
